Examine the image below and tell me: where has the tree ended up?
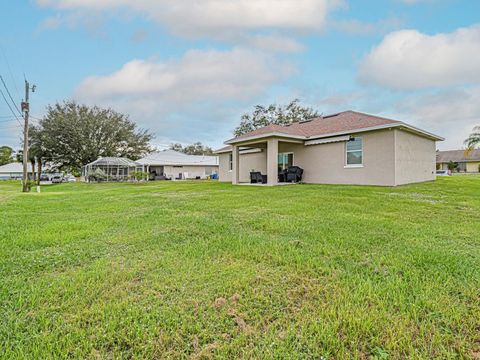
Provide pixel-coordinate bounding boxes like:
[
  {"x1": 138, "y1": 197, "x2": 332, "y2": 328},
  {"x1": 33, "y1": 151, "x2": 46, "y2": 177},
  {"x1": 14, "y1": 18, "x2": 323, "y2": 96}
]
[
  {"x1": 447, "y1": 160, "x2": 458, "y2": 172},
  {"x1": 233, "y1": 99, "x2": 320, "y2": 137},
  {"x1": 29, "y1": 125, "x2": 48, "y2": 184},
  {"x1": 464, "y1": 125, "x2": 480, "y2": 151},
  {"x1": 38, "y1": 101, "x2": 153, "y2": 171},
  {"x1": 15, "y1": 147, "x2": 38, "y2": 181},
  {"x1": 0, "y1": 146, "x2": 14, "y2": 165},
  {"x1": 169, "y1": 142, "x2": 214, "y2": 155},
  {"x1": 169, "y1": 143, "x2": 184, "y2": 153}
]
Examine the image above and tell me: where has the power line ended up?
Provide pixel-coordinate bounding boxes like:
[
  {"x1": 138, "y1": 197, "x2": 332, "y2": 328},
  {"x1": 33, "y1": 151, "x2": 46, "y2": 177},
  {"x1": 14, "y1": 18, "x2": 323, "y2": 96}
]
[
  {"x1": 0, "y1": 45, "x2": 21, "y2": 101},
  {"x1": 0, "y1": 75, "x2": 22, "y2": 116},
  {"x1": 0, "y1": 88, "x2": 22, "y2": 126}
]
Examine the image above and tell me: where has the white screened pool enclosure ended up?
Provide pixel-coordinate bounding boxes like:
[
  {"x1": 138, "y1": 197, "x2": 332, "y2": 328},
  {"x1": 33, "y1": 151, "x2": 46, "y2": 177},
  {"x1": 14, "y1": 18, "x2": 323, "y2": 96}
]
[{"x1": 82, "y1": 157, "x2": 146, "y2": 182}]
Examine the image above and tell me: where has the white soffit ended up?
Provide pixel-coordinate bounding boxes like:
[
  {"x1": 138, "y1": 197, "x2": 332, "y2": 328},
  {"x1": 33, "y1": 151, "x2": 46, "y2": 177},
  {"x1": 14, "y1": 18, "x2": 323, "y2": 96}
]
[
  {"x1": 240, "y1": 148, "x2": 263, "y2": 154},
  {"x1": 304, "y1": 135, "x2": 350, "y2": 146}
]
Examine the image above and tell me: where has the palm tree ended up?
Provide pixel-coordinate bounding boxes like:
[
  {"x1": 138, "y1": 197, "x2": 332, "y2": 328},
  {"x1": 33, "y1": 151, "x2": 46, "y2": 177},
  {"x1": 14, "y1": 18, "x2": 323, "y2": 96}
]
[
  {"x1": 464, "y1": 126, "x2": 480, "y2": 152},
  {"x1": 29, "y1": 125, "x2": 47, "y2": 185}
]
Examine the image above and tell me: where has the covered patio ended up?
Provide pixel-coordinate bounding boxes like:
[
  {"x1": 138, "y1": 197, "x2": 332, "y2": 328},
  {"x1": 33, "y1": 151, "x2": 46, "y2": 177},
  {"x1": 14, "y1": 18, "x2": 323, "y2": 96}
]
[{"x1": 230, "y1": 137, "x2": 303, "y2": 186}]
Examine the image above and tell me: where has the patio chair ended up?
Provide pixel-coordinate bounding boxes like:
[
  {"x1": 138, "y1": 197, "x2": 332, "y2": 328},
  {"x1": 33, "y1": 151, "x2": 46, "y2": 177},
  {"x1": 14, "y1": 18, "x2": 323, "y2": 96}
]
[
  {"x1": 250, "y1": 171, "x2": 261, "y2": 183},
  {"x1": 250, "y1": 172, "x2": 267, "y2": 184},
  {"x1": 278, "y1": 169, "x2": 288, "y2": 183},
  {"x1": 286, "y1": 166, "x2": 303, "y2": 183}
]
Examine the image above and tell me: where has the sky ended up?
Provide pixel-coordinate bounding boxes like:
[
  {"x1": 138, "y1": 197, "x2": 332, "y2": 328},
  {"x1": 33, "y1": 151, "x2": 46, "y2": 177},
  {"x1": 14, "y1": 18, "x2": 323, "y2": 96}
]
[{"x1": 1, "y1": 0, "x2": 479, "y2": 151}]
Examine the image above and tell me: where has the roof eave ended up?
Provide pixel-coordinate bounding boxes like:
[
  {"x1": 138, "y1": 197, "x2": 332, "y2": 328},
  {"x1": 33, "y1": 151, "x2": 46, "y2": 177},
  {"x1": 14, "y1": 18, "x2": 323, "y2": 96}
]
[
  {"x1": 397, "y1": 123, "x2": 445, "y2": 141},
  {"x1": 214, "y1": 149, "x2": 232, "y2": 154},
  {"x1": 225, "y1": 132, "x2": 306, "y2": 145}
]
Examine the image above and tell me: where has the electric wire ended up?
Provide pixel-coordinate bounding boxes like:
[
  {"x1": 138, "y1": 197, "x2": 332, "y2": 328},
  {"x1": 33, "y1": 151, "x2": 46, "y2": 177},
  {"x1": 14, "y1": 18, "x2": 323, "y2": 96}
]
[
  {"x1": 0, "y1": 75, "x2": 22, "y2": 116},
  {"x1": 0, "y1": 45, "x2": 21, "y2": 100},
  {"x1": 0, "y1": 88, "x2": 23, "y2": 126}
]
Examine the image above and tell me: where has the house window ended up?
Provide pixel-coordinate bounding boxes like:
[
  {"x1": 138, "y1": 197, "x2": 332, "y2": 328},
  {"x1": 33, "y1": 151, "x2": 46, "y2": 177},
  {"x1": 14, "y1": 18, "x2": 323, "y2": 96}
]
[
  {"x1": 346, "y1": 137, "x2": 363, "y2": 166},
  {"x1": 278, "y1": 153, "x2": 293, "y2": 172},
  {"x1": 229, "y1": 153, "x2": 233, "y2": 171}
]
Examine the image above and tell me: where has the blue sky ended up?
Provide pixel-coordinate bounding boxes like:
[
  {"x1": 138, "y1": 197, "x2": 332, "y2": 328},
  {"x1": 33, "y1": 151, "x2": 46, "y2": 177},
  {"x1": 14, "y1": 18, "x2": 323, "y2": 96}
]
[{"x1": 1, "y1": 0, "x2": 479, "y2": 151}]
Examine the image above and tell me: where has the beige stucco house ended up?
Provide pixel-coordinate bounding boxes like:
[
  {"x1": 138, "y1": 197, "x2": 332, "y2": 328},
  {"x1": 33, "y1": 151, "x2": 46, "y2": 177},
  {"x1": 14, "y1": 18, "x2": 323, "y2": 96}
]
[
  {"x1": 137, "y1": 150, "x2": 219, "y2": 180},
  {"x1": 436, "y1": 149, "x2": 480, "y2": 173},
  {"x1": 215, "y1": 111, "x2": 444, "y2": 186}
]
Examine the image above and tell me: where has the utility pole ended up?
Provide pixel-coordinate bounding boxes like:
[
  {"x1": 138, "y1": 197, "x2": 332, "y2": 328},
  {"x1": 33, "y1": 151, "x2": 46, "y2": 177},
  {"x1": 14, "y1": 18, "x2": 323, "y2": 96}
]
[{"x1": 21, "y1": 79, "x2": 35, "y2": 192}]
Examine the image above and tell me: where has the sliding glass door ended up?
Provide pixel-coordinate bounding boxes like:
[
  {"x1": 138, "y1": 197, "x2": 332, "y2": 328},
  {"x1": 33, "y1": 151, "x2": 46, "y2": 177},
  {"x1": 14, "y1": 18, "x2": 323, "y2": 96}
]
[{"x1": 278, "y1": 153, "x2": 293, "y2": 172}]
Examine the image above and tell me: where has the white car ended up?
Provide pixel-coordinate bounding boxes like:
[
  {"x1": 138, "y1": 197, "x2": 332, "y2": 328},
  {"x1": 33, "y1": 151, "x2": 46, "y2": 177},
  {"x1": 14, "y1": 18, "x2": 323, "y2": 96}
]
[
  {"x1": 436, "y1": 169, "x2": 451, "y2": 176},
  {"x1": 64, "y1": 175, "x2": 77, "y2": 182}
]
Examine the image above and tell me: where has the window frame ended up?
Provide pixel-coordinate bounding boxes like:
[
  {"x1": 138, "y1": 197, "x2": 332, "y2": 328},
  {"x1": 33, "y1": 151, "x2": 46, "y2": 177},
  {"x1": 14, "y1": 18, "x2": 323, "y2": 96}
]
[
  {"x1": 228, "y1": 153, "x2": 233, "y2": 172},
  {"x1": 345, "y1": 136, "x2": 364, "y2": 168}
]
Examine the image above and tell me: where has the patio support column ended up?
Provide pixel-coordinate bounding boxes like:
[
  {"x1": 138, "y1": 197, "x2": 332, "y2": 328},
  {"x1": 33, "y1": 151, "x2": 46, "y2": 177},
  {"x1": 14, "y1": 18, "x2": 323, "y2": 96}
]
[
  {"x1": 267, "y1": 138, "x2": 278, "y2": 186},
  {"x1": 232, "y1": 145, "x2": 240, "y2": 184}
]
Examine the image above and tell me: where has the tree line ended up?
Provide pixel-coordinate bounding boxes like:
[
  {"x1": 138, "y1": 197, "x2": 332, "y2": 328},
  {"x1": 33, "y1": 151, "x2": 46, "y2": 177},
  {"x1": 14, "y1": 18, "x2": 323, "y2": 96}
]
[
  {"x1": 23, "y1": 101, "x2": 154, "y2": 180},
  {"x1": 2, "y1": 100, "x2": 225, "y2": 181}
]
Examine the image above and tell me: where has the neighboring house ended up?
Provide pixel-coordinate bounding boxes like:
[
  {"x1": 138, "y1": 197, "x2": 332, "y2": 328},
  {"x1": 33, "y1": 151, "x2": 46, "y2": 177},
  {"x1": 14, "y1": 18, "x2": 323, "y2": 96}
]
[
  {"x1": 436, "y1": 149, "x2": 480, "y2": 173},
  {"x1": 0, "y1": 162, "x2": 33, "y2": 180},
  {"x1": 137, "y1": 150, "x2": 219, "y2": 180},
  {"x1": 215, "y1": 110, "x2": 444, "y2": 186}
]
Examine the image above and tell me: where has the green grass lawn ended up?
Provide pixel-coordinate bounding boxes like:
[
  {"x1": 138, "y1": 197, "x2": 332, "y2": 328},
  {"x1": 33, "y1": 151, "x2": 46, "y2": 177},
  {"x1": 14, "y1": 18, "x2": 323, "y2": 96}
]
[{"x1": 0, "y1": 178, "x2": 479, "y2": 359}]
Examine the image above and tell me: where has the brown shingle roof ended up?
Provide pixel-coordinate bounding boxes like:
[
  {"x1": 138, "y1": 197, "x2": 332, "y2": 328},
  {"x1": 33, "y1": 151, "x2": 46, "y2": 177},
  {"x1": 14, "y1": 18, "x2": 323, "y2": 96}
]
[
  {"x1": 232, "y1": 123, "x2": 305, "y2": 140},
  {"x1": 230, "y1": 110, "x2": 402, "y2": 142},
  {"x1": 287, "y1": 110, "x2": 401, "y2": 138},
  {"x1": 436, "y1": 149, "x2": 480, "y2": 163}
]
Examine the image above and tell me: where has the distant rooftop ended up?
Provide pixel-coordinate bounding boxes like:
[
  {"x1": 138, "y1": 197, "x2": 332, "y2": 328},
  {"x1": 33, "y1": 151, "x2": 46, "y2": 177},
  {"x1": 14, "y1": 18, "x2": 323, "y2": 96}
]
[
  {"x1": 85, "y1": 157, "x2": 141, "y2": 167},
  {"x1": 436, "y1": 149, "x2": 480, "y2": 163},
  {"x1": 137, "y1": 150, "x2": 219, "y2": 166},
  {"x1": 0, "y1": 162, "x2": 33, "y2": 173}
]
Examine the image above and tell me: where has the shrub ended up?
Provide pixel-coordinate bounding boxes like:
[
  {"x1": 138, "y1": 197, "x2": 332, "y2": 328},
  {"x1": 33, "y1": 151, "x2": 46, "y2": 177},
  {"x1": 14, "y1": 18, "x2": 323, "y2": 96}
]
[
  {"x1": 131, "y1": 171, "x2": 148, "y2": 181},
  {"x1": 447, "y1": 161, "x2": 458, "y2": 172},
  {"x1": 88, "y1": 168, "x2": 106, "y2": 182}
]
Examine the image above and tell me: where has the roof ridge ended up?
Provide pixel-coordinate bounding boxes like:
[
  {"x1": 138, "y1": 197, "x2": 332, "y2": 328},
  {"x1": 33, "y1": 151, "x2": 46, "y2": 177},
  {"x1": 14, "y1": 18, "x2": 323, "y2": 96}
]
[{"x1": 343, "y1": 110, "x2": 402, "y2": 123}]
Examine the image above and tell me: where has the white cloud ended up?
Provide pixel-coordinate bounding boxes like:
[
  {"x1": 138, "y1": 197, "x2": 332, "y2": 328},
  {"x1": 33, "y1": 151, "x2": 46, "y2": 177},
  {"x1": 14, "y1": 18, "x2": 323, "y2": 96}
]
[
  {"x1": 130, "y1": 29, "x2": 147, "y2": 44},
  {"x1": 76, "y1": 48, "x2": 293, "y2": 102},
  {"x1": 395, "y1": 87, "x2": 480, "y2": 150},
  {"x1": 37, "y1": 0, "x2": 339, "y2": 38},
  {"x1": 359, "y1": 25, "x2": 480, "y2": 89},
  {"x1": 38, "y1": 12, "x2": 106, "y2": 37},
  {"x1": 74, "y1": 48, "x2": 295, "y2": 145},
  {"x1": 329, "y1": 17, "x2": 404, "y2": 36},
  {"x1": 38, "y1": 14, "x2": 63, "y2": 30},
  {"x1": 243, "y1": 35, "x2": 305, "y2": 53}
]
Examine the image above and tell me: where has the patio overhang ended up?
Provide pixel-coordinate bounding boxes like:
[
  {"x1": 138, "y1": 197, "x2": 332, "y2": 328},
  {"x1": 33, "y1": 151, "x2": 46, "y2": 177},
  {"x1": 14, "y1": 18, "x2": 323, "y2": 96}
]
[
  {"x1": 225, "y1": 132, "x2": 306, "y2": 145},
  {"x1": 230, "y1": 136, "x2": 300, "y2": 186}
]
